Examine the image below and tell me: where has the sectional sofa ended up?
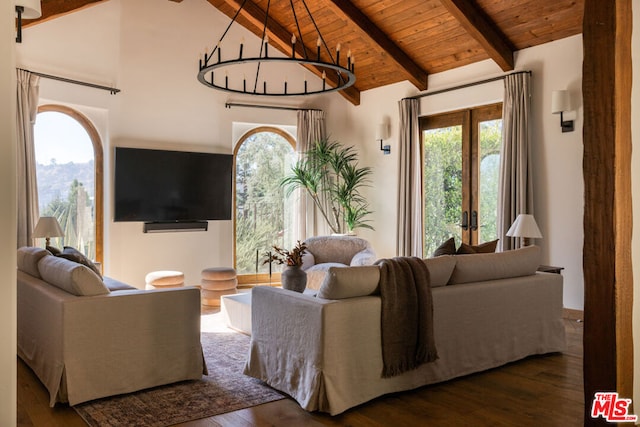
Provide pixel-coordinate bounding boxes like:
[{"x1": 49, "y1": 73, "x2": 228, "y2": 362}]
[{"x1": 244, "y1": 245, "x2": 566, "y2": 415}]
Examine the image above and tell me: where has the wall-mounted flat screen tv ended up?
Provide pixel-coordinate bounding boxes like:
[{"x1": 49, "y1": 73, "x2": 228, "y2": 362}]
[{"x1": 114, "y1": 147, "x2": 233, "y2": 222}]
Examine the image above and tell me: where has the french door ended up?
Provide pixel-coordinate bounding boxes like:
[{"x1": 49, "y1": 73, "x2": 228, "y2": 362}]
[{"x1": 420, "y1": 103, "x2": 502, "y2": 256}]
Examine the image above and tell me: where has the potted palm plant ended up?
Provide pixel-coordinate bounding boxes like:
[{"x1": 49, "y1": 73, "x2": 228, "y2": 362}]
[{"x1": 281, "y1": 139, "x2": 373, "y2": 234}]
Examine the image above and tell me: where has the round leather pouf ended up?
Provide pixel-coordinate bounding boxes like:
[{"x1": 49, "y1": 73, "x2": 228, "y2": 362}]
[{"x1": 201, "y1": 267, "x2": 237, "y2": 306}]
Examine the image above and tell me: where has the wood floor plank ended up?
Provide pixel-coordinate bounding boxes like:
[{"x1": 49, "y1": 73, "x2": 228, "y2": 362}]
[{"x1": 17, "y1": 319, "x2": 584, "y2": 426}]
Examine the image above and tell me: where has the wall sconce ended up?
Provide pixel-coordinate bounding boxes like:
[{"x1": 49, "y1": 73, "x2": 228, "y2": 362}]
[
  {"x1": 15, "y1": 0, "x2": 42, "y2": 43},
  {"x1": 551, "y1": 90, "x2": 574, "y2": 133},
  {"x1": 376, "y1": 122, "x2": 390, "y2": 155}
]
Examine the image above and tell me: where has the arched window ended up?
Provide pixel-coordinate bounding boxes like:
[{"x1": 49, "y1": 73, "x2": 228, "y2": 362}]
[
  {"x1": 234, "y1": 127, "x2": 296, "y2": 283},
  {"x1": 34, "y1": 105, "x2": 104, "y2": 264}
]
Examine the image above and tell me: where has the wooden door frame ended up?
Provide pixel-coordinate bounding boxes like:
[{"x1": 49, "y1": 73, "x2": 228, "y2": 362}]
[
  {"x1": 582, "y1": 0, "x2": 634, "y2": 424},
  {"x1": 419, "y1": 103, "x2": 502, "y2": 246}
]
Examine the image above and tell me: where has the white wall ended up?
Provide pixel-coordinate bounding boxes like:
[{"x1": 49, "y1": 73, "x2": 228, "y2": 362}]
[
  {"x1": 347, "y1": 35, "x2": 585, "y2": 311},
  {"x1": 1, "y1": 0, "x2": 17, "y2": 425}
]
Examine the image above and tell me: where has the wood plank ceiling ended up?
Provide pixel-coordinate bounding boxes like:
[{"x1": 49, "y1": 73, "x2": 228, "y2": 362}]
[{"x1": 25, "y1": 0, "x2": 584, "y2": 105}]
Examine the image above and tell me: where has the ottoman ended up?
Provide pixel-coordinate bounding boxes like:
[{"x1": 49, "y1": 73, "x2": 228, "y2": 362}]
[
  {"x1": 145, "y1": 270, "x2": 184, "y2": 290},
  {"x1": 201, "y1": 267, "x2": 237, "y2": 306}
]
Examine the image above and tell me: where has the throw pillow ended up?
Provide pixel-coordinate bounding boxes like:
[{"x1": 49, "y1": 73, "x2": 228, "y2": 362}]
[
  {"x1": 17, "y1": 246, "x2": 50, "y2": 278},
  {"x1": 423, "y1": 255, "x2": 457, "y2": 287},
  {"x1": 305, "y1": 262, "x2": 346, "y2": 290},
  {"x1": 38, "y1": 255, "x2": 109, "y2": 296},
  {"x1": 317, "y1": 265, "x2": 380, "y2": 299},
  {"x1": 432, "y1": 237, "x2": 456, "y2": 257},
  {"x1": 448, "y1": 245, "x2": 541, "y2": 285},
  {"x1": 456, "y1": 239, "x2": 498, "y2": 255},
  {"x1": 57, "y1": 246, "x2": 102, "y2": 278},
  {"x1": 46, "y1": 245, "x2": 61, "y2": 255}
]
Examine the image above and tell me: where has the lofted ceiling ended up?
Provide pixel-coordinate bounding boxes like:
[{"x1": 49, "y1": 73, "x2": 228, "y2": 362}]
[{"x1": 25, "y1": 0, "x2": 584, "y2": 105}]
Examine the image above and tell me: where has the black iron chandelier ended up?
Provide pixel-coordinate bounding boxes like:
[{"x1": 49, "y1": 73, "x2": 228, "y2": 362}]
[{"x1": 197, "y1": 0, "x2": 356, "y2": 96}]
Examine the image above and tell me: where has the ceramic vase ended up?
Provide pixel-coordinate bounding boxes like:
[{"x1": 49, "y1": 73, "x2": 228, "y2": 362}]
[{"x1": 281, "y1": 265, "x2": 307, "y2": 293}]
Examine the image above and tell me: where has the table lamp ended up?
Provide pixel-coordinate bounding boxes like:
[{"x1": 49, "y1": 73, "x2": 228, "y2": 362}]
[
  {"x1": 506, "y1": 214, "x2": 542, "y2": 246},
  {"x1": 33, "y1": 216, "x2": 64, "y2": 247}
]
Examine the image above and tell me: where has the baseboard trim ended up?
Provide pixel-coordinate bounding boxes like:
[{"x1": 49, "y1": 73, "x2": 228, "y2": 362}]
[{"x1": 563, "y1": 308, "x2": 583, "y2": 321}]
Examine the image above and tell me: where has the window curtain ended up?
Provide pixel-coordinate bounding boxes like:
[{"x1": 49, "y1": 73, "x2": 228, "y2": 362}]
[
  {"x1": 497, "y1": 72, "x2": 534, "y2": 251},
  {"x1": 295, "y1": 109, "x2": 326, "y2": 239},
  {"x1": 16, "y1": 69, "x2": 40, "y2": 248},
  {"x1": 397, "y1": 98, "x2": 423, "y2": 256}
]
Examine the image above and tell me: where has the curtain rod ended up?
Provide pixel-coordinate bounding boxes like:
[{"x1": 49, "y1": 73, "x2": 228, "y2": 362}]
[
  {"x1": 405, "y1": 70, "x2": 531, "y2": 100},
  {"x1": 224, "y1": 102, "x2": 321, "y2": 112},
  {"x1": 18, "y1": 68, "x2": 121, "y2": 95}
]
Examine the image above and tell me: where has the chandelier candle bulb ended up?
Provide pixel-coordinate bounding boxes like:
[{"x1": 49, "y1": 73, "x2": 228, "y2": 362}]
[
  {"x1": 336, "y1": 43, "x2": 341, "y2": 64},
  {"x1": 291, "y1": 34, "x2": 296, "y2": 57},
  {"x1": 239, "y1": 42, "x2": 243, "y2": 59},
  {"x1": 264, "y1": 35, "x2": 269, "y2": 57}
]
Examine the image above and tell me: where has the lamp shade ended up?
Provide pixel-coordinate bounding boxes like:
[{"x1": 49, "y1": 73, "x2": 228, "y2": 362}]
[
  {"x1": 33, "y1": 217, "x2": 64, "y2": 239},
  {"x1": 15, "y1": 0, "x2": 42, "y2": 19},
  {"x1": 506, "y1": 214, "x2": 542, "y2": 239},
  {"x1": 551, "y1": 90, "x2": 570, "y2": 114},
  {"x1": 375, "y1": 123, "x2": 388, "y2": 140}
]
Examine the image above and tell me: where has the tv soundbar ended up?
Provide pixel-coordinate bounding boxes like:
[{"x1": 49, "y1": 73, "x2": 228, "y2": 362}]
[{"x1": 143, "y1": 221, "x2": 208, "y2": 233}]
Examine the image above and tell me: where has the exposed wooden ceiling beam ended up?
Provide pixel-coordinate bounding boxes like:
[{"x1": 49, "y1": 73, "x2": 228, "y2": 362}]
[
  {"x1": 439, "y1": 0, "x2": 514, "y2": 71},
  {"x1": 326, "y1": 0, "x2": 428, "y2": 91},
  {"x1": 23, "y1": 0, "x2": 107, "y2": 27},
  {"x1": 211, "y1": 0, "x2": 361, "y2": 105}
]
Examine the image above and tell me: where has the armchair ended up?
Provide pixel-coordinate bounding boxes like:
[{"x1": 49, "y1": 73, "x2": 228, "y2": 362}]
[{"x1": 301, "y1": 235, "x2": 376, "y2": 290}]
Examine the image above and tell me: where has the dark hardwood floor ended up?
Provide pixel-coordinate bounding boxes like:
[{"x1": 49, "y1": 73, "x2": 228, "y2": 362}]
[{"x1": 17, "y1": 318, "x2": 583, "y2": 427}]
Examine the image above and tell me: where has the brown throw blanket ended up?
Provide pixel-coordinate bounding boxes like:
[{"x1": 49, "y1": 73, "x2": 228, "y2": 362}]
[{"x1": 375, "y1": 257, "x2": 438, "y2": 377}]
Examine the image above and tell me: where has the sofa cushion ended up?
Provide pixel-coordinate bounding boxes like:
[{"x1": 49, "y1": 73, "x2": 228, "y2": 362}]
[
  {"x1": 38, "y1": 255, "x2": 109, "y2": 296},
  {"x1": 317, "y1": 266, "x2": 380, "y2": 299},
  {"x1": 424, "y1": 255, "x2": 457, "y2": 287},
  {"x1": 103, "y1": 276, "x2": 137, "y2": 291},
  {"x1": 448, "y1": 245, "x2": 541, "y2": 285},
  {"x1": 306, "y1": 262, "x2": 347, "y2": 290},
  {"x1": 456, "y1": 239, "x2": 498, "y2": 254},
  {"x1": 17, "y1": 246, "x2": 50, "y2": 278},
  {"x1": 432, "y1": 237, "x2": 456, "y2": 257},
  {"x1": 57, "y1": 246, "x2": 102, "y2": 278}
]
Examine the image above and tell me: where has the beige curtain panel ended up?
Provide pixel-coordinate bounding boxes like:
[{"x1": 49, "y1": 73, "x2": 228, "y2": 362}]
[
  {"x1": 16, "y1": 69, "x2": 40, "y2": 248},
  {"x1": 397, "y1": 98, "x2": 423, "y2": 257},
  {"x1": 497, "y1": 72, "x2": 534, "y2": 251},
  {"x1": 295, "y1": 109, "x2": 326, "y2": 239}
]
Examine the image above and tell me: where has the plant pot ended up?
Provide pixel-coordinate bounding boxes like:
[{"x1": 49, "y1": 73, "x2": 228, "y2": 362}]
[{"x1": 281, "y1": 265, "x2": 307, "y2": 293}]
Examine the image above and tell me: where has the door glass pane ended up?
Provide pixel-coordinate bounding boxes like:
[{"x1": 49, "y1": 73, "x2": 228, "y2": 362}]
[
  {"x1": 34, "y1": 112, "x2": 96, "y2": 259},
  {"x1": 423, "y1": 125, "x2": 463, "y2": 256},
  {"x1": 235, "y1": 132, "x2": 296, "y2": 275},
  {"x1": 477, "y1": 119, "x2": 502, "y2": 243}
]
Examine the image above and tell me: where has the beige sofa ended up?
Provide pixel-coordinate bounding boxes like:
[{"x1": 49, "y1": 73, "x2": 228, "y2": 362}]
[
  {"x1": 17, "y1": 247, "x2": 206, "y2": 407},
  {"x1": 244, "y1": 245, "x2": 566, "y2": 415}
]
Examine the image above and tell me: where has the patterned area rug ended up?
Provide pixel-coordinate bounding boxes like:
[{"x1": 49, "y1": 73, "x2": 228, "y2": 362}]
[{"x1": 74, "y1": 331, "x2": 284, "y2": 427}]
